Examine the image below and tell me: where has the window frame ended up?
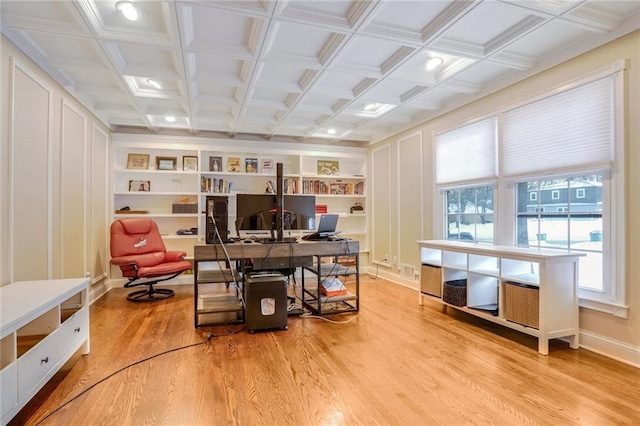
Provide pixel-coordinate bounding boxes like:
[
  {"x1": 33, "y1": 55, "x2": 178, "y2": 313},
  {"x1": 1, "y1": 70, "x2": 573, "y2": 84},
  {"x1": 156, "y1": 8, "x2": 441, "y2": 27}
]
[{"x1": 433, "y1": 61, "x2": 627, "y2": 317}]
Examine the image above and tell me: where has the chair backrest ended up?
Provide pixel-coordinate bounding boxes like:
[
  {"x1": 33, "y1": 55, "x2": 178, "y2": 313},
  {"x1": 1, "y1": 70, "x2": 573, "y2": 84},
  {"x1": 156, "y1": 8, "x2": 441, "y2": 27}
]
[{"x1": 110, "y1": 218, "x2": 167, "y2": 258}]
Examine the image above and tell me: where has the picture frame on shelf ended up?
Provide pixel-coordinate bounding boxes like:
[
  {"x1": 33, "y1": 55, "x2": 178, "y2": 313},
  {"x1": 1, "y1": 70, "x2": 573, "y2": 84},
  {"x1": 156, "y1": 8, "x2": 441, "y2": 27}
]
[
  {"x1": 245, "y1": 157, "x2": 258, "y2": 173},
  {"x1": 261, "y1": 158, "x2": 274, "y2": 174},
  {"x1": 317, "y1": 160, "x2": 339, "y2": 175},
  {"x1": 227, "y1": 157, "x2": 242, "y2": 172},
  {"x1": 129, "y1": 180, "x2": 151, "y2": 192},
  {"x1": 126, "y1": 153, "x2": 149, "y2": 170},
  {"x1": 156, "y1": 156, "x2": 177, "y2": 171},
  {"x1": 209, "y1": 156, "x2": 222, "y2": 172},
  {"x1": 183, "y1": 156, "x2": 198, "y2": 171}
]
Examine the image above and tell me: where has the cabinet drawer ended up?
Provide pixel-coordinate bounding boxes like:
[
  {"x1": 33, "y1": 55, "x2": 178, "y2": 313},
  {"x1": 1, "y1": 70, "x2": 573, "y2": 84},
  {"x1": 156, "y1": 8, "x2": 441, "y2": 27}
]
[
  {"x1": 59, "y1": 307, "x2": 89, "y2": 357},
  {"x1": 17, "y1": 331, "x2": 61, "y2": 399},
  {"x1": 1, "y1": 363, "x2": 18, "y2": 420}
]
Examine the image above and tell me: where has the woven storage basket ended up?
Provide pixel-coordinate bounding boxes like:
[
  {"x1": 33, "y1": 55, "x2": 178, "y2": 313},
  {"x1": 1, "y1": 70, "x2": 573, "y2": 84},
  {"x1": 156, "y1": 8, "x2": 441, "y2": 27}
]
[
  {"x1": 172, "y1": 203, "x2": 198, "y2": 214},
  {"x1": 420, "y1": 264, "x2": 442, "y2": 297},
  {"x1": 442, "y1": 279, "x2": 467, "y2": 307},
  {"x1": 504, "y1": 281, "x2": 539, "y2": 329}
]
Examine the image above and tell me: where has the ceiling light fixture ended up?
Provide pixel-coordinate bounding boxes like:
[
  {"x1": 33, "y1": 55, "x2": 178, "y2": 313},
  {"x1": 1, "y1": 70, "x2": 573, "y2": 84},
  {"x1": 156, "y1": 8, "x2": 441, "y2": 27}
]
[
  {"x1": 115, "y1": 1, "x2": 138, "y2": 21},
  {"x1": 364, "y1": 103, "x2": 380, "y2": 111},
  {"x1": 327, "y1": 129, "x2": 336, "y2": 135},
  {"x1": 146, "y1": 78, "x2": 162, "y2": 90},
  {"x1": 426, "y1": 57, "x2": 444, "y2": 71},
  {"x1": 165, "y1": 116, "x2": 176, "y2": 122}
]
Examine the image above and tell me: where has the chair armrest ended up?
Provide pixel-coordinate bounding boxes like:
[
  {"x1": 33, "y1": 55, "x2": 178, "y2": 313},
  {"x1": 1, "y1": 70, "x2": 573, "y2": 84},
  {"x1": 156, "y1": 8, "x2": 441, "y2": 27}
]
[{"x1": 165, "y1": 251, "x2": 187, "y2": 262}]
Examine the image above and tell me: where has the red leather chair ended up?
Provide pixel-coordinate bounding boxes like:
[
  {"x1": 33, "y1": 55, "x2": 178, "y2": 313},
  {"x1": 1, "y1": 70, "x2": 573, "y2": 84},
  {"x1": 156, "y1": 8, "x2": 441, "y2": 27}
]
[{"x1": 110, "y1": 218, "x2": 192, "y2": 301}]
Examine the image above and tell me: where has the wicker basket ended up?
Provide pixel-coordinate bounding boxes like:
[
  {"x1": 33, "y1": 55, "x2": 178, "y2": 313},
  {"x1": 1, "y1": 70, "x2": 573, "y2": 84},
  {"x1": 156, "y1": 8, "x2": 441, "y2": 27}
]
[
  {"x1": 172, "y1": 203, "x2": 198, "y2": 214},
  {"x1": 504, "y1": 281, "x2": 539, "y2": 329},
  {"x1": 420, "y1": 264, "x2": 442, "y2": 297},
  {"x1": 443, "y1": 279, "x2": 467, "y2": 307}
]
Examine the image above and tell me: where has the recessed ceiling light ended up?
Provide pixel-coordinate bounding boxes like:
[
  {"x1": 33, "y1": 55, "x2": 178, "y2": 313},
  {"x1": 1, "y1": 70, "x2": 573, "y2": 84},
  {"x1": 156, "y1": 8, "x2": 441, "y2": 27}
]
[
  {"x1": 165, "y1": 116, "x2": 176, "y2": 122},
  {"x1": 426, "y1": 57, "x2": 444, "y2": 71},
  {"x1": 146, "y1": 79, "x2": 162, "y2": 90},
  {"x1": 115, "y1": 1, "x2": 138, "y2": 21},
  {"x1": 327, "y1": 129, "x2": 336, "y2": 135},
  {"x1": 364, "y1": 103, "x2": 380, "y2": 112}
]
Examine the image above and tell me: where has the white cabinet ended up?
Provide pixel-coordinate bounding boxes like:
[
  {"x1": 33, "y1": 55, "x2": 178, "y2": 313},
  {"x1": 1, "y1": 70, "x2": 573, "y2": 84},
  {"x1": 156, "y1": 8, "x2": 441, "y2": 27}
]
[
  {"x1": 0, "y1": 278, "x2": 90, "y2": 425},
  {"x1": 417, "y1": 240, "x2": 584, "y2": 355}
]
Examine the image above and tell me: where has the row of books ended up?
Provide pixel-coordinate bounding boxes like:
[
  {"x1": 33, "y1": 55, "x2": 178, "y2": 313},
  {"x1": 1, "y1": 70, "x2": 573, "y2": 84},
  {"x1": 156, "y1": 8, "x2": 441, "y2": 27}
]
[
  {"x1": 302, "y1": 180, "x2": 364, "y2": 195},
  {"x1": 201, "y1": 177, "x2": 234, "y2": 193}
]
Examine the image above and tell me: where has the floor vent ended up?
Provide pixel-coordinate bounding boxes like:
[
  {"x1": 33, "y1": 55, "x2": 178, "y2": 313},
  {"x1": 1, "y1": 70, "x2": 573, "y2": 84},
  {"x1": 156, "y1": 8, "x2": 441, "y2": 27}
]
[{"x1": 400, "y1": 264, "x2": 415, "y2": 278}]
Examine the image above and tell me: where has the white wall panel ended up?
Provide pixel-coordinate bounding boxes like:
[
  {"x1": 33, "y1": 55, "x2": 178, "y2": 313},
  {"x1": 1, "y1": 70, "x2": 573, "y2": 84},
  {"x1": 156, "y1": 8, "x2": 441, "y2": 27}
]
[
  {"x1": 10, "y1": 61, "x2": 52, "y2": 281},
  {"x1": 60, "y1": 101, "x2": 86, "y2": 278},
  {"x1": 397, "y1": 133, "x2": 422, "y2": 273},
  {"x1": 90, "y1": 125, "x2": 108, "y2": 282},
  {"x1": 371, "y1": 145, "x2": 391, "y2": 263}
]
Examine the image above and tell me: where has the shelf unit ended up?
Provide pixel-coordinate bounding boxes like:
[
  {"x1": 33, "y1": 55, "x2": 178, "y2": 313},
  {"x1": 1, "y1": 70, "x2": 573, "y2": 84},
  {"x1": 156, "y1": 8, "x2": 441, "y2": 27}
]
[
  {"x1": 110, "y1": 138, "x2": 368, "y2": 262},
  {"x1": 417, "y1": 240, "x2": 584, "y2": 355},
  {"x1": 1, "y1": 278, "x2": 90, "y2": 425},
  {"x1": 301, "y1": 254, "x2": 360, "y2": 316}
]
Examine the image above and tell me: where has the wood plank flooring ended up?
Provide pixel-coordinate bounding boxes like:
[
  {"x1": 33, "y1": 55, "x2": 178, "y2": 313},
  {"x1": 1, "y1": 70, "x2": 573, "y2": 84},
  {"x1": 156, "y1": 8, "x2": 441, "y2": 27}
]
[{"x1": 11, "y1": 276, "x2": 640, "y2": 425}]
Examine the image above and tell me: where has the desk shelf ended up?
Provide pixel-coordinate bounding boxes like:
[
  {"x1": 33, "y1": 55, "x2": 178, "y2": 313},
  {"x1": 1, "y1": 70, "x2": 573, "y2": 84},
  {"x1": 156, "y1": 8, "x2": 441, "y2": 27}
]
[{"x1": 301, "y1": 254, "x2": 360, "y2": 316}]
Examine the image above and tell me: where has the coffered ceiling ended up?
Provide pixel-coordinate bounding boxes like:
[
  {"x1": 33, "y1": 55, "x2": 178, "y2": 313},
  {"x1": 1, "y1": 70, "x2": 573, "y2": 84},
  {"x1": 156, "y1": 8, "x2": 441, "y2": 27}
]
[{"x1": 1, "y1": 1, "x2": 638, "y2": 145}]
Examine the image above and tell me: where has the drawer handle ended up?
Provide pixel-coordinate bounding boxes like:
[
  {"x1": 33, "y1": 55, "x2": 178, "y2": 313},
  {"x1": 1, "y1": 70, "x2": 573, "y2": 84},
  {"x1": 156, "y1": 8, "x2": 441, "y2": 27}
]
[
  {"x1": 41, "y1": 357, "x2": 49, "y2": 364},
  {"x1": 74, "y1": 327, "x2": 81, "y2": 333}
]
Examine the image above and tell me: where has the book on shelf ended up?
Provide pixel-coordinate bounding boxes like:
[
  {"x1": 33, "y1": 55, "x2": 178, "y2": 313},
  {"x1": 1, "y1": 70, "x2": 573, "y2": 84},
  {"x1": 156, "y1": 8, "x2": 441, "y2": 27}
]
[
  {"x1": 227, "y1": 157, "x2": 241, "y2": 173},
  {"x1": 201, "y1": 176, "x2": 233, "y2": 193},
  {"x1": 261, "y1": 158, "x2": 274, "y2": 174},
  {"x1": 320, "y1": 277, "x2": 347, "y2": 297},
  {"x1": 209, "y1": 156, "x2": 222, "y2": 172},
  {"x1": 245, "y1": 158, "x2": 258, "y2": 173}
]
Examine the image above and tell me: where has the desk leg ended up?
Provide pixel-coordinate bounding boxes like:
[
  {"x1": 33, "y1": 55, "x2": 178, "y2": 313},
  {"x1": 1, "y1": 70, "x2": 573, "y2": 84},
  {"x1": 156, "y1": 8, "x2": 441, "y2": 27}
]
[{"x1": 193, "y1": 260, "x2": 199, "y2": 328}]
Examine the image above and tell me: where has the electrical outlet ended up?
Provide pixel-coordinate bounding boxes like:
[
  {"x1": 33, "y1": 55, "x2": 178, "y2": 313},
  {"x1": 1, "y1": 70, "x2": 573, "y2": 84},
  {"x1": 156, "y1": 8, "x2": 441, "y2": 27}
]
[{"x1": 392, "y1": 256, "x2": 397, "y2": 265}]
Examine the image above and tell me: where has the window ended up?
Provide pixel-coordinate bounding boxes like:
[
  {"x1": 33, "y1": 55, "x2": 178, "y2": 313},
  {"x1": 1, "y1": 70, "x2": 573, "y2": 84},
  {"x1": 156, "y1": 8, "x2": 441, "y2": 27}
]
[
  {"x1": 445, "y1": 187, "x2": 494, "y2": 243},
  {"x1": 516, "y1": 175, "x2": 603, "y2": 291},
  {"x1": 433, "y1": 61, "x2": 626, "y2": 314}
]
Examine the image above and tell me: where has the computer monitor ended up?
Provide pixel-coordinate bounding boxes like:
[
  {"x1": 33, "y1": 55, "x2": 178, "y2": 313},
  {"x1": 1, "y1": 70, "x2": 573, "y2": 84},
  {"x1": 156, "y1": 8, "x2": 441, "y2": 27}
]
[{"x1": 235, "y1": 194, "x2": 316, "y2": 237}]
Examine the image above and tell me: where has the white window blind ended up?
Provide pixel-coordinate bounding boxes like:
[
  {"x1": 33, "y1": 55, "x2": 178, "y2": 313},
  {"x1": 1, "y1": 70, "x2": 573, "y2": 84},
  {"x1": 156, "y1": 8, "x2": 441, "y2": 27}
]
[
  {"x1": 435, "y1": 117, "x2": 497, "y2": 186},
  {"x1": 502, "y1": 76, "x2": 614, "y2": 178}
]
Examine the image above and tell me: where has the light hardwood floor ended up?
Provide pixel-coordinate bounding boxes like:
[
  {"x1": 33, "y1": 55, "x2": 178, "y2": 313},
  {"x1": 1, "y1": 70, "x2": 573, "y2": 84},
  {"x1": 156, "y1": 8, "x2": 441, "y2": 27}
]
[{"x1": 11, "y1": 275, "x2": 640, "y2": 425}]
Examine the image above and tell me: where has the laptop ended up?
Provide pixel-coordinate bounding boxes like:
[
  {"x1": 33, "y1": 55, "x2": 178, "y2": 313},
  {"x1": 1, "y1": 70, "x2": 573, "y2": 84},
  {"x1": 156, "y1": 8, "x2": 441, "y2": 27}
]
[{"x1": 301, "y1": 213, "x2": 340, "y2": 241}]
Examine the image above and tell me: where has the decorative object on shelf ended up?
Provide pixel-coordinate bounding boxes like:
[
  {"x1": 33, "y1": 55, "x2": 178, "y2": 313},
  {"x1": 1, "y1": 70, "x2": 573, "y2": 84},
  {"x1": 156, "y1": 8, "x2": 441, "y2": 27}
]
[
  {"x1": 261, "y1": 158, "x2": 274, "y2": 174},
  {"x1": 183, "y1": 156, "x2": 198, "y2": 171},
  {"x1": 227, "y1": 157, "x2": 241, "y2": 172},
  {"x1": 177, "y1": 227, "x2": 198, "y2": 235},
  {"x1": 245, "y1": 157, "x2": 258, "y2": 173},
  {"x1": 116, "y1": 206, "x2": 148, "y2": 214},
  {"x1": 129, "y1": 180, "x2": 150, "y2": 192},
  {"x1": 209, "y1": 156, "x2": 222, "y2": 172},
  {"x1": 350, "y1": 202, "x2": 364, "y2": 214},
  {"x1": 317, "y1": 160, "x2": 339, "y2": 175},
  {"x1": 156, "y1": 156, "x2": 177, "y2": 170},
  {"x1": 315, "y1": 204, "x2": 328, "y2": 214},
  {"x1": 127, "y1": 153, "x2": 150, "y2": 169}
]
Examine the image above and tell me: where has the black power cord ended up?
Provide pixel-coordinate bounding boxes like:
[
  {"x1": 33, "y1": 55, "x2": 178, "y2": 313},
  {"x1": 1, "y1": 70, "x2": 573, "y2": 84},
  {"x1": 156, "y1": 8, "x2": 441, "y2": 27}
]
[{"x1": 34, "y1": 327, "x2": 244, "y2": 425}]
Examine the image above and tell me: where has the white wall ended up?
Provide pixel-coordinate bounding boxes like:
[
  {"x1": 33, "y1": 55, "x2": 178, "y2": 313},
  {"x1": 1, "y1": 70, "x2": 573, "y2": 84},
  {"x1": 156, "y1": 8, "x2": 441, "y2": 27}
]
[
  {"x1": 0, "y1": 35, "x2": 110, "y2": 301},
  {"x1": 369, "y1": 31, "x2": 640, "y2": 366}
]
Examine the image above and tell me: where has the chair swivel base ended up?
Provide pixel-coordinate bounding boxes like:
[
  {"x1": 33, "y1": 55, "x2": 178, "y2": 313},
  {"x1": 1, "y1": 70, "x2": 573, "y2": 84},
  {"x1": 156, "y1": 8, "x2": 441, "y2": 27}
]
[{"x1": 127, "y1": 287, "x2": 175, "y2": 302}]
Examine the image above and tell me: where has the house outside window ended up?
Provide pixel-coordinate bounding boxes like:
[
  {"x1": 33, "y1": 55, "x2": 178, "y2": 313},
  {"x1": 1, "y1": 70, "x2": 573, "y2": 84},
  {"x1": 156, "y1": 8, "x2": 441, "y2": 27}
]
[
  {"x1": 530, "y1": 192, "x2": 537, "y2": 201},
  {"x1": 551, "y1": 190, "x2": 560, "y2": 200},
  {"x1": 516, "y1": 175, "x2": 603, "y2": 291},
  {"x1": 576, "y1": 188, "x2": 586, "y2": 199}
]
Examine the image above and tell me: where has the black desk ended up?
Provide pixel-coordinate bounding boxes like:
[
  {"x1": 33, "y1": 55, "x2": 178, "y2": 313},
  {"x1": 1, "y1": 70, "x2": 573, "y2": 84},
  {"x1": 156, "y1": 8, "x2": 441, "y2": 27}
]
[{"x1": 193, "y1": 239, "x2": 360, "y2": 327}]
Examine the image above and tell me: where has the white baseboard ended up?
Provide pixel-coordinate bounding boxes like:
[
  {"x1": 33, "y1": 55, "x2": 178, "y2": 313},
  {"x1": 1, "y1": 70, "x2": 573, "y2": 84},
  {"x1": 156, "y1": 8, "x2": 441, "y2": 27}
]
[
  {"x1": 370, "y1": 268, "x2": 640, "y2": 368},
  {"x1": 579, "y1": 330, "x2": 640, "y2": 368}
]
